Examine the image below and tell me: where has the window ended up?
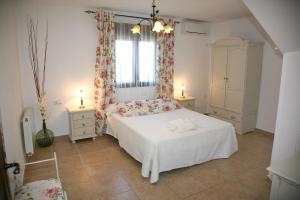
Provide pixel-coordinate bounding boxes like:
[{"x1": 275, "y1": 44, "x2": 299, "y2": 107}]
[{"x1": 115, "y1": 23, "x2": 156, "y2": 88}]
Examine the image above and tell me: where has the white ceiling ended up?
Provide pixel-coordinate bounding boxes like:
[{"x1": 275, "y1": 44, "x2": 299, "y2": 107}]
[{"x1": 38, "y1": 0, "x2": 251, "y2": 22}]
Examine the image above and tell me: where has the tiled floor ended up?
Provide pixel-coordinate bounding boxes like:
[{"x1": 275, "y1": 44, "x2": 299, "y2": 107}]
[{"x1": 25, "y1": 131, "x2": 273, "y2": 200}]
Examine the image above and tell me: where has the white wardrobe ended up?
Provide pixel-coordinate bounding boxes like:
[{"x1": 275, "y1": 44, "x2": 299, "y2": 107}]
[{"x1": 209, "y1": 37, "x2": 263, "y2": 134}]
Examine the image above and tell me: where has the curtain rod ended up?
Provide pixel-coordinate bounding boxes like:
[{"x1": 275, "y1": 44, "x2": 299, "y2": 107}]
[{"x1": 84, "y1": 10, "x2": 180, "y2": 23}]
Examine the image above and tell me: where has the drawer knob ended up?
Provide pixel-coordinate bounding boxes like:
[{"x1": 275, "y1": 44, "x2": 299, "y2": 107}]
[
  {"x1": 82, "y1": 123, "x2": 85, "y2": 127},
  {"x1": 82, "y1": 115, "x2": 85, "y2": 119},
  {"x1": 83, "y1": 131, "x2": 86, "y2": 135},
  {"x1": 213, "y1": 111, "x2": 217, "y2": 114},
  {"x1": 231, "y1": 116, "x2": 236, "y2": 120}
]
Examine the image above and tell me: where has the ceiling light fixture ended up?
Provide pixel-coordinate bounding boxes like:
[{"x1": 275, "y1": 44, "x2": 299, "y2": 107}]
[{"x1": 131, "y1": 0, "x2": 174, "y2": 34}]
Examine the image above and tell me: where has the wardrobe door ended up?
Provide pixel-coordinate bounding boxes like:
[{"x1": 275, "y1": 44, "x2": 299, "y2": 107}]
[
  {"x1": 210, "y1": 47, "x2": 227, "y2": 108},
  {"x1": 225, "y1": 47, "x2": 246, "y2": 113}
]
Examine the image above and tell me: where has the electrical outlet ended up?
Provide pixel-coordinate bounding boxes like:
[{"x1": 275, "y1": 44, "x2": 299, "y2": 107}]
[{"x1": 53, "y1": 99, "x2": 62, "y2": 105}]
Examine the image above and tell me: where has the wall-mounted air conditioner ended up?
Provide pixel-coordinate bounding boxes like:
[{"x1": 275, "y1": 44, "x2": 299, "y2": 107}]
[{"x1": 181, "y1": 20, "x2": 209, "y2": 35}]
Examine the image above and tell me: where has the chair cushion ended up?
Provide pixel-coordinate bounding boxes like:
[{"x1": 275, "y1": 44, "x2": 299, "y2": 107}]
[{"x1": 15, "y1": 179, "x2": 64, "y2": 200}]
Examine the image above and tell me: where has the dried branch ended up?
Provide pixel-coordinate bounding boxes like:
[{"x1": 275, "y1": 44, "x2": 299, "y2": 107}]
[
  {"x1": 27, "y1": 16, "x2": 48, "y2": 120},
  {"x1": 42, "y1": 21, "x2": 48, "y2": 96},
  {"x1": 28, "y1": 17, "x2": 40, "y2": 98}
]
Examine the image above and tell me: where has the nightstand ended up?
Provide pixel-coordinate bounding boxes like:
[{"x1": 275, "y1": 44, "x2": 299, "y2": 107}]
[
  {"x1": 66, "y1": 106, "x2": 97, "y2": 143},
  {"x1": 174, "y1": 96, "x2": 196, "y2": 110}
]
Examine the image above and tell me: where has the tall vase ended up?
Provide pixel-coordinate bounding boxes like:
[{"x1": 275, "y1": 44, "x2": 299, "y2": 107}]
[{"x1": 36, "y1": 119, "x2": 54, "y2": 147}]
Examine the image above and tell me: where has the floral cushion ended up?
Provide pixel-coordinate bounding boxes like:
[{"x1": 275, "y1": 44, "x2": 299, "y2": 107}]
[
  {"x1": 115, "y1": 99, "x2": 181, "y2": 117},
  {"x1": 148, "y1": 99, "x2": 180, "y2": 113},
  {"x1": 15, "y1": 179, "x2": 65, "y2": 200},
  {"x1": 117, "y1": 100, "x2": 150, "y2": 117}
]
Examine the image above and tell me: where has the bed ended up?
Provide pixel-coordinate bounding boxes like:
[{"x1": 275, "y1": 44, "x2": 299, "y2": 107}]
[{"x1": 107, "y1": 107, "x2": 238, "y2": 183}]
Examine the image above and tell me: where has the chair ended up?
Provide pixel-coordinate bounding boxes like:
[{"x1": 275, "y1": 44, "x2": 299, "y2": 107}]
[{"x1": 15, "y1": 152, "x2": 67, "y2": 200}]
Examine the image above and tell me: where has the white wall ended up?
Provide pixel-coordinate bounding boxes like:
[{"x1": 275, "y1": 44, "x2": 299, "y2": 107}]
[
  {"x1": 244, "y1": 0, "x2": 300, "y2": 54},
  {"x1": 16, "y1": 2, "x2": 210, "y2": 136},
  {"x1": 174, "y1": 24, "x2": 210, "y2": 113},
  {"x1": 0, "y1": 0, "x2": 25, "y2": 195},
  {"x1": 16, "y1": 3, "x2": 97, "y2": 136},
  {"x1": 210, "y1": 17, "x2": 282, "y2": 133},
  {"x1": 270, "y1": 51, "x2": 300, "y2": 166},
  {"x1": 256, "y1": 45, "x2": 282, "y2": 133}
]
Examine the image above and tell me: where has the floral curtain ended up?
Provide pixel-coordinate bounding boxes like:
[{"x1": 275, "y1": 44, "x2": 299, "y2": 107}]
[
  {"x1": 156, "y1": 19, "x2": 176, "y2": 99},
  {"x1": 94, "y1": 10, "x2": 116, "y2": 134}
]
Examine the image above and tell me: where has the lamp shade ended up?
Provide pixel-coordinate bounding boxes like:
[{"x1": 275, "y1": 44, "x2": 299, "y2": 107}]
[
  {"x1": 164, "y1": 24, "x2": 174, "y2": 33},
  {"x1": 79, "y1": 90, "x2": 84, "y2": 98},
  {"x1": 131, "y1": 24, "x2": 141, "y2": 34},
  {"x1": 179, "y1": 84, "x2": 186, "y2": 91},
  {"x1": 152, "y1": 20, "x2": 164, "y2": 33}
]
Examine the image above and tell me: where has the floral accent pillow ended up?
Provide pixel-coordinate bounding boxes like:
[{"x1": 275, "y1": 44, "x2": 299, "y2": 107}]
[
  {"x1": 117, "y1": 100, "x2": 150, "y2": 117},
  {"x1": 148, "y1": 99, "x2": 180, "y2": 113}
]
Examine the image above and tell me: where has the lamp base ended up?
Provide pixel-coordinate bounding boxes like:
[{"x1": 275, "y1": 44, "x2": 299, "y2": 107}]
[
  {"x1": 181, "y1": 90, "x2": 185, "y2": 99},
  {"x1": 79, "y1": 105, "x2": 86, "y2": 109},
  {"x1": 79, "y1": 98, "x2": 85, "y2": 109}
]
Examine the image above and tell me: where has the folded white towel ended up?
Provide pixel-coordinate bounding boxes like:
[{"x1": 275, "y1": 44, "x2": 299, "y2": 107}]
[{"x1": 167, "y1": 118, "x2": 197, "y2": 133}]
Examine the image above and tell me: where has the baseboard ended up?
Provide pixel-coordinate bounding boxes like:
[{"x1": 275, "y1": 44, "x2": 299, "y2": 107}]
[
  {"x1": 255, "y1": 128, "x2": 274, "y2": 135},
  {"x1": 53, "y1": 132, "x2": 68, "y2": 136}
]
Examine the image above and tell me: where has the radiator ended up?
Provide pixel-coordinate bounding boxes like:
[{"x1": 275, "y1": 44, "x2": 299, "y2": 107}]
[{"x1": 22, "y1": 107, "x2": 35, "y2": 156}]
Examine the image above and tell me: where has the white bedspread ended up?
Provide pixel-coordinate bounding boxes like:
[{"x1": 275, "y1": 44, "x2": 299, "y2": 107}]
[
  {"x1": 107, "y1": 108, "x2": 238, "y2": 183},
  {"x1": 167, "y1": 118, "x2": 197, "y2": 133}
]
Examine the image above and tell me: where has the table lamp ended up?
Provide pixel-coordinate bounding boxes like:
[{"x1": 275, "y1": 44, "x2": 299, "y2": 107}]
[
  {"x1": 79, "y1": 90, "x2": 85, "y2": 109},
  {"x1": 179, "y1": 84, "x2": 186, "y2": 98}
]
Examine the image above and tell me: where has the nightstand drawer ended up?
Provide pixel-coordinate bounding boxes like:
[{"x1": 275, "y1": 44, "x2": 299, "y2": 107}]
[
  {"x1": 72, "y1": 112, "x2": 94, "y2": 121},
  {"x1": 72, "y1": 118, "x2": 94, "y2": 129},
  {"x1": 73, "y1": 127, "x2": 95, "y2": 137},
  {"x1": 181, "y1": 101, "x2": 195, "y2": 107}
]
